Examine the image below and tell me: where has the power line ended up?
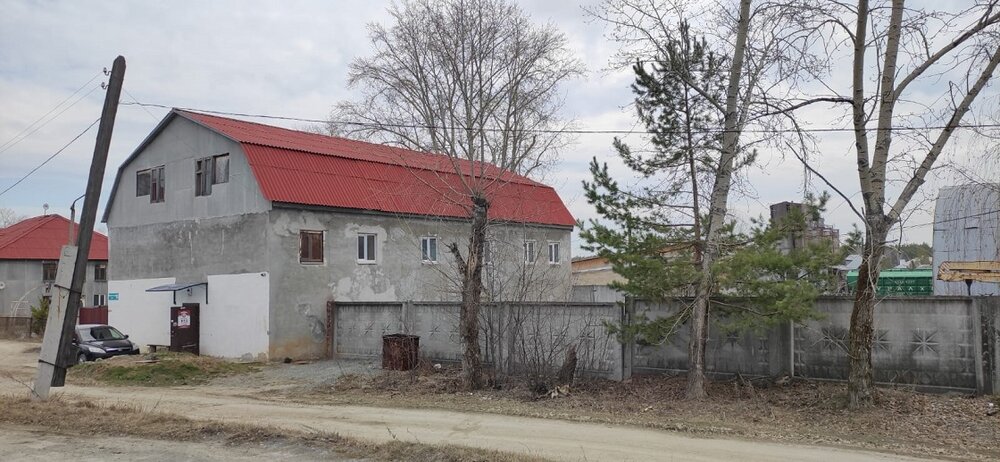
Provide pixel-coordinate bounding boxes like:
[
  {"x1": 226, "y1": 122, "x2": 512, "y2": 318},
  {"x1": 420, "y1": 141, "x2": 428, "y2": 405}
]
[
  {"x1": 0, "y1": 72, "x2": 103, "y2": 155},
  {"x1": 120, "y1": 100, "x2": 1000, "y2": 136},
  {"x1": 0, "y1": 118, "x2": 101, "y2": 199},
  {"x1": 899, "y1": 208, "x2": 1000, "y2": 229}
]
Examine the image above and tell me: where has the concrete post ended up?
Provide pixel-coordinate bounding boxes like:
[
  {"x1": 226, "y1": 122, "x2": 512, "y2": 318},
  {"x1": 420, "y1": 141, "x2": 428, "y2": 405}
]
[
  {"x1": 976, "y1": 297, "x2": 1000, "y2": 395},
  {"x1": 32, "y1": 245, "x2": 77, "y2": 399},
  {"x1": 620, "y1": 297, "x2": 634, "y2": 381}
]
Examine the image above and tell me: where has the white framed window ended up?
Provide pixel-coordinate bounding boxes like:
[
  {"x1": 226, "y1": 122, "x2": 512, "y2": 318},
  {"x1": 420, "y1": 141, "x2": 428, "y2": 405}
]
[
  {"x1": 358, "y1": 233, "x2": 377, "y2": 263},
  {"x1": 523, "y1": 240, "x2": 536, "y2": 264},
  {"x1": 421, "y1": 236, "x2": 438, "y2": 263},
  {"x1": 93, "y1": 294, "x2": 107, "y2": 306},
  {"x1": 548, "y1": 242, "x2": 560, "y2": 264}
]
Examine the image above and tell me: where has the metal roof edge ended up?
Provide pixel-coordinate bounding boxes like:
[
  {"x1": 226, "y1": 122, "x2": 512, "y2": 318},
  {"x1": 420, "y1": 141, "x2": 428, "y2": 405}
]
[{"x1": 270, "y1": 201, "x2": 575, "y2": 230}]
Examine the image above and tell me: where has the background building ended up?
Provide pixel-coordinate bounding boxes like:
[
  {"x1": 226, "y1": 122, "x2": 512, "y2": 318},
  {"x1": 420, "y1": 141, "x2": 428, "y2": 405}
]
[
  {"x1": 0, "y1": 214, "x2": 108, "y2": 318},
  {"x1": 933, "y1": 183, "x2": 1000, "y2": 296}
]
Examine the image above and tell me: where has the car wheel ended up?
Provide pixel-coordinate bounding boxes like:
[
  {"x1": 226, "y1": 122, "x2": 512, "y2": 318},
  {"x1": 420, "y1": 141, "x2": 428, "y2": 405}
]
[{"x1": 77, "y1": 352, "x2": 88, "y2": 364}]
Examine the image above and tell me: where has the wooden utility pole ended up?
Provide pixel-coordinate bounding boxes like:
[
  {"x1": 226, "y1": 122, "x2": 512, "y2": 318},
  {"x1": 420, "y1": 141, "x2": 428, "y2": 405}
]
[{"x1": 33, "y1": 56, "x2": 125, "y2": 400}]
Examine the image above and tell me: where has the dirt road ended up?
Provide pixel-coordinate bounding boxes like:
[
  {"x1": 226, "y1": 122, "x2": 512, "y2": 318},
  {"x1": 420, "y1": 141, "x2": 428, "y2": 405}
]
[{"x1": 0, "y1": 340, "x2": 935, "y2": 462}]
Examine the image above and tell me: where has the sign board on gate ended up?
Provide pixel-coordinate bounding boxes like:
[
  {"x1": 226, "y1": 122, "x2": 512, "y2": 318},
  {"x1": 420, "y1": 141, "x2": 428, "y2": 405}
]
[
  {"x1": 177, "y1": 309, "x2": 191, "y2": 328},
  {"x1": 108, "y1": 292, "x2": 119, "y2": 301}
]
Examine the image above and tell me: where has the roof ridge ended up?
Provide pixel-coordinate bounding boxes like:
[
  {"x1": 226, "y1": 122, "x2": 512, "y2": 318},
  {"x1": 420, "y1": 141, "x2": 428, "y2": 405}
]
[{"x1": 174, "y1": 109, "x2": 543, "y2": 187}]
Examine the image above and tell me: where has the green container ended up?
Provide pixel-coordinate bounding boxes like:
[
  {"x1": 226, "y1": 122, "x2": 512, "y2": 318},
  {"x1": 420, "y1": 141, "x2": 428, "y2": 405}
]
[{"x1": 846, "y1": 268, "x2": 933, "y2": 296}]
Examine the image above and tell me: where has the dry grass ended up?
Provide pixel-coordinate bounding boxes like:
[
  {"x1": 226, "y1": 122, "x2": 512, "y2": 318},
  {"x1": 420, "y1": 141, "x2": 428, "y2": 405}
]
[
  {"x1": 0, "y1": 394, "x2": 547, "y2": 462},
  {"x1": 69, "y1": 352, "x2": 260, "y2": 386},
  {"x1": 299, "y1": 366, "x2": 1000, "y2": 461}
]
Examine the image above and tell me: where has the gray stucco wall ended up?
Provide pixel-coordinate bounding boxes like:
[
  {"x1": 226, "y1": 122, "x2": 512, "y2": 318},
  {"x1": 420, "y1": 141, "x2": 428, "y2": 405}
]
[
  {"x1": 265, "y1": 207, "x2": 573, "y2": 359},
  {"x1": 333, "y1": 301, "x2": 622, "y2": 379},
  {"x1": 108, "y1": 213, "x2": 270, "y2": 282},
  {"x1": 933, "y1": 184, "x2": 1000, "y2": 296},
  {"x1": 1, "y1": 260, "x2": 107, "y2": 316},
  {"x1": 105, "y1": 116, "x2": 270, "y2": 228}
]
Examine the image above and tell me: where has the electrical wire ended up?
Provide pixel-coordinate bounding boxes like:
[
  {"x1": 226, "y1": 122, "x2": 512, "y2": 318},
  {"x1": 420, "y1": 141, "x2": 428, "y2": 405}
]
[
  {"x1": 0, "y1": 118, "x2": 101, "y2": 199},
  {"x1": 119, "y1": 100, "x2": 1000, "y2": 136},
  {"x1": 899, "y1": 208, "x2": 1000, "y2": 229},
  {"x1": 0, "y1": 72, "x2": 103, "y2": 155}
]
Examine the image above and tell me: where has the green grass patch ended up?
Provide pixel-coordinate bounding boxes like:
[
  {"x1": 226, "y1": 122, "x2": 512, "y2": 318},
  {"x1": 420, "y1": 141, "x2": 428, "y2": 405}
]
[{"x1": 71, "y1": 352, "x2": 259, "y2": 386}]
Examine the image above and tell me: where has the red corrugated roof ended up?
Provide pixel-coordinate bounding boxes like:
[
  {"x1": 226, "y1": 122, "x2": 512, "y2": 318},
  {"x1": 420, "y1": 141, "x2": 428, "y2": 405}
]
[
  {"x1": 176, "y1": 110, "x2": 574, "y2": 227},
  {"x1": 0, "y1": 215, "x2": 109, "y2": 260}
]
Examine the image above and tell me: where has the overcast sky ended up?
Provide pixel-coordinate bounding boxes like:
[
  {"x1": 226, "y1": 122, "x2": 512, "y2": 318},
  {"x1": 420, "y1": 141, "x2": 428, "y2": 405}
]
[{"x1": 1, "y1": 0, "x2": 995, "y2": 255}]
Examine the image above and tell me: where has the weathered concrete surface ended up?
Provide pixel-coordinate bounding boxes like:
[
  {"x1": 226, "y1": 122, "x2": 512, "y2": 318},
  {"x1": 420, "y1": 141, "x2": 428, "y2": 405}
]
[
  {"x1": 266, "y1": 207, "x2": 572, "y2": 359},
  {"x1": 333, "y1": 301, "x2": 622, "y2": 378}
]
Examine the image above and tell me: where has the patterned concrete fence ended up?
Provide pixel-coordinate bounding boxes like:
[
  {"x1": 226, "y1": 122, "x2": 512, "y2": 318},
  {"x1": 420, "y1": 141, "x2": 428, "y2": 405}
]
[
  {"x1": 628, "y1": 296, "x2": 1000, "y2": 393},
  {"x1": 331, "y1": 296, "x2": 1000, "y2": 393},
  {"x1": 332, "y1": 301, "x2": 624, "y2": 379}
]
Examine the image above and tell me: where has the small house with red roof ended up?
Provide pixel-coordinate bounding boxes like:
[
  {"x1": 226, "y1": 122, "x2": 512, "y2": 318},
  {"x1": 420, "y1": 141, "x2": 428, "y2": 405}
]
[
  {"x1": 102, "y1": 109, "x2": 574, "y2": 360},
  {"x1": 0, "y1": 214, "x2": 109, "y2": 319}
]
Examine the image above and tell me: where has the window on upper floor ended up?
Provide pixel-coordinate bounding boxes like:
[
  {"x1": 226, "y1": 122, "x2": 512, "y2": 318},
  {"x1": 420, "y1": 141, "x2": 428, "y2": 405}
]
[
  {"x1": 42, "y1": 262, "x2": 57, "y2": 282},
  {"x1": 150, "y1": 165, "x2": 165, "y2": 203},
  {"x1": 94, "y1": 263, "x2": 107, "y2": 281},
  {"x1": 421, "y1": 236, "x2": 438, "y2": 263},
  {"x1": 548, "y1": 242, "x2": 560, "y2": 264},
  {"x1": 523, "y1": 240, "x2": 536, "y2": 264},
  {"x1": 299, "y1": 230, "x2": 324, "y2": 264},
  {"x1": 358, "y1": 233, "x2": 377, "y2": 263},
  {"x1": 195, "y1": 154, "x2": 229, "y2": 197},
  {"x1": 136, "y1": 170, "x2": 151, "y2": 196},
  {"x1": 93, "y1": 293, "x2": 106, "y2": 306}
]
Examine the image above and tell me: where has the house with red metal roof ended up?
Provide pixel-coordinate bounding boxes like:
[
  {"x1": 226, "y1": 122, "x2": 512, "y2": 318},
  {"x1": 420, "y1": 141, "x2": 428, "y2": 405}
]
[
  {"x1": 102, "y1": 109, "x2": 574, "y2": 360},
  {"x1": 0, "y1": 214, "x2": 109, "y2": 322}
]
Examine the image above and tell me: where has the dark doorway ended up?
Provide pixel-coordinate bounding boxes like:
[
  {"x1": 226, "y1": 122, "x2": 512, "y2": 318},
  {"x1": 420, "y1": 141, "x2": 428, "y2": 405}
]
[{"x1": 170, "y1": 303, "x2": 200, "y2": 355}]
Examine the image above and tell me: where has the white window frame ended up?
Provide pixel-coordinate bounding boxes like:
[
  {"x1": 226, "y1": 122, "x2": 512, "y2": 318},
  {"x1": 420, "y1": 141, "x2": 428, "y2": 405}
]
[
  {"x1": 523, "y1": 240, "x2": 536, "y2": 264},
  {"x1": 93, "y1": 293, "x2": 107, "y2": 306},
  {"x1": 421, "y1": 236, "x2": 438, "y2": 263},
  {"x1": 358, "y1": 233, "x2": 377, "y2": 264},
  {"x1": 548, "y1": 242, "x2": 560, "y2": 264}
]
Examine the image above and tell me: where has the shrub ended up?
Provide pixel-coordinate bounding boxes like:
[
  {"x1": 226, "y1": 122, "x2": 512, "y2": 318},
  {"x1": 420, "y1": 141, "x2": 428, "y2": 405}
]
[{"x1": 30, "y1": 297, "x2": 50, "y2": 335}]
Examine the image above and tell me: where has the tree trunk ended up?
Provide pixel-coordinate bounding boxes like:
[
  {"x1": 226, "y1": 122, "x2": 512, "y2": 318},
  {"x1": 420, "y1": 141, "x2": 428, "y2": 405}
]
[
  {"x1": 847, "y1": 221, "x2": 887, "y2": 408},
  {"x1": 686, "y1": 291, "x2": 710, "y2": 398},
  {"x1": 458, "y1": 195, "x2": 489, "y2": 390},
  {"x1": 684, "y1": 0, "x2": 752, "y2": 400}
]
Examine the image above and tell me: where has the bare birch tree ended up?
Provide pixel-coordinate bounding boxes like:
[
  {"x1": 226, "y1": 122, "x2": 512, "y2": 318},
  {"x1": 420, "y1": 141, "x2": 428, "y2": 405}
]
[
  {"x1": 335, "y1": 0, "x2": 581, "y2": 390},
  {"x1": 796, "y1": 1, "x2": 1000, "y2": 409},
  {"x1": 0, "y1": 207, "x2": 25, "y2": 228}
]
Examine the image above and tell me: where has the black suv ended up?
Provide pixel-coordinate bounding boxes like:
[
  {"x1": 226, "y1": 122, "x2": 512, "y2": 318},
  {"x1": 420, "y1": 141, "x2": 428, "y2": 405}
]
[{"x1": 73, "y1": 324, "x2": 140, "y2": 364}]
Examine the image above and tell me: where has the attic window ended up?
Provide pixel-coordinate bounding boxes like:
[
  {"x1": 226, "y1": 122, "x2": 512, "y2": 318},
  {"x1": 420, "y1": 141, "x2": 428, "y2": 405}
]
[
  {"x1": 136, "y1": 170, "x2": 151, "y2": 196},
  {"x1": 150, "y1": 166, "x2": 165, "y2": 203},
  {"x1": 195, "y1": 154, "x2": 229, "y2": 197}
]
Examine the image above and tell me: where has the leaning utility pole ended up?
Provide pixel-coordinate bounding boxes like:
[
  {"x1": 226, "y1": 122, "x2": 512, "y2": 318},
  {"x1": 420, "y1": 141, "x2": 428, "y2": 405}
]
[{"x1": 33, "y1": 56, "x2": 125, "y2": 400}]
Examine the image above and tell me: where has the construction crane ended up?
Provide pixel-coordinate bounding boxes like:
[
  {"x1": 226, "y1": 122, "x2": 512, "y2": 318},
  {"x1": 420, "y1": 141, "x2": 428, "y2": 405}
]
[{"x1": 936, "y1": 261, "x2": 1000, "y2": 295}]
